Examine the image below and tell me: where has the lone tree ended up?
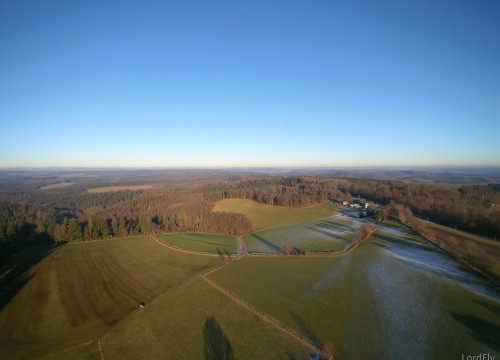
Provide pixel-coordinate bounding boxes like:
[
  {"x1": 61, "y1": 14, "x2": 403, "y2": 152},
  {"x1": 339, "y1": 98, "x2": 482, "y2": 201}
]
[
  {"x1": 283, "y1": 242, "x2": 292, "y2": 255},
  {"x1": 360, "y1": 222, "x2": 373, "y2": 237}
]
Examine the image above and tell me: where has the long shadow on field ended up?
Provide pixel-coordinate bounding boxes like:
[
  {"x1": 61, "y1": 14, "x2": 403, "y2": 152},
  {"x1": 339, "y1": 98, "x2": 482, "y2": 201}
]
[
  {"x1": 0, "y1": 245, "x2": 59, "y2": 311},
  {"x1": 305, "y1": 226, "x2": 350, "y2": 242},
  {"x1": 172, "y1": 235, "x2": 232, "y2": 249},
  {"x1": 203, "y1": 317, "x2": 234, "y2": 360},
  {"x1": 289, "y1": 310, "x2": 321, "y2": 348},
  {"x1": 475, "y1": 298, "x2": 500, "y2": 316},
  {"x1": 315, "y1": 220, "x2": 353, "y2": 233},
  {"x1": 247, "y1": 234, "x2": 281, "y2": 252},
  {"x1": 450, "y1": 312, "x2": 500, "y2": 352},
  {"x1": 373, "y1": 234, "x2": 500, "y2": 300}
]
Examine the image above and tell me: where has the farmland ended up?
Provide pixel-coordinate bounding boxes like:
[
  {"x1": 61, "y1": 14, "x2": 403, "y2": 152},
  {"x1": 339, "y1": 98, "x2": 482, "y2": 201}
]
[
  {"x1": 243, "y1": 214, "x2": 362, "y2": 253},
  {"x1": 0, "y1": 236, "x2": 218, "y2": 359},
  {"x1": 159, "y1": 232, "x2": 238, "y2": 254},
  {"x1": 210, "y1": 222, "x2": 500, "y2": 359},
  {"x1": 213, "y1": 198, "x2": 336, "y2": 229},
  {"x1": 102, "y1": 279, "x2": 310, "y2": 359},
  {"x1": 87, "y1": 185, "x2": 153, "y2": 193}
]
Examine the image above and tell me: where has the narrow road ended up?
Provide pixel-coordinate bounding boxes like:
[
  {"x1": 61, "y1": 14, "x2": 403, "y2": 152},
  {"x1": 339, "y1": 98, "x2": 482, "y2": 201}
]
[{"x1": 237, "y1": 235, "x2": 247, "y2": 255}]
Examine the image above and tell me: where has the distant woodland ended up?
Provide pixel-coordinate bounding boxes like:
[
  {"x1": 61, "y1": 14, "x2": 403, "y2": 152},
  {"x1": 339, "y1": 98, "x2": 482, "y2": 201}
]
[{"x1": 1, "y1": 171, "x2": 499, "y2": 262}]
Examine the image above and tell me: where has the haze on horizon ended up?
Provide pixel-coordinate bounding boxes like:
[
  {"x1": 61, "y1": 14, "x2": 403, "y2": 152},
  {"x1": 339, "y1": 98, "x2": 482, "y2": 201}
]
[{"x1": 1, "y1": 0, "x2": 499, "y2": 168}]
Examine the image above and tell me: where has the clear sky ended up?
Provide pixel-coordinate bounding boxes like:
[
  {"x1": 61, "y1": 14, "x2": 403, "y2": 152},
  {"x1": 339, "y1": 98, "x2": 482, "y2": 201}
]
[{"x1": 0, "y1": 0, "x2": 499, "y2": 168}]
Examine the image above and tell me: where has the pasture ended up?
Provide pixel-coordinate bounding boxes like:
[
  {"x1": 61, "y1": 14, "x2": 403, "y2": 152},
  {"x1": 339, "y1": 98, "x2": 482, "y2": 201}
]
[
  {"x1": 213, "y1": 199, "x2": 336, "y2": 229},
  {"x1": 0, "y1": 236, "x2": 218, "y2": 359},
  {"x1": 209, "y1": 222, "x2": 500, "y2": 359},
  {"x1": 244, "y1": 214, "x2": 362, "y2": 253},
  {"x1": 102, "y1": 279, "x2": 310, "y2": 359},
  {"x1": 159, "y1": 232, "x2": 237, "y2": 253},
  {"x1": 87, "y1": 185, "x2": 153, "y2": 193}
]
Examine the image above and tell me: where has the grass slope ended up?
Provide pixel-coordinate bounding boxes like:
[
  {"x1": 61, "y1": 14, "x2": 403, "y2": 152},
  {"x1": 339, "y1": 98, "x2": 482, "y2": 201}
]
[
  {"x1": 0, "y1": 236, "x2": 217, "y2": 359},
  {"x1": 102, "y1": 278, "x2": 310, "y2": 359},
  {"x1": 210, "y1": 222, "x2": 500, "y2": 359},
  {"x1": 213, "y1": 199, "x2": 336, "y2": 229},
  {"x1": 244, "y1": 215, "x2": 362, "y2": 253},
  {"x1": 159, "y1": 233, "x2": 237, "y2": 253},
  {"x1": 417, "y1": 219, "x2": 500, "y2": 285}
]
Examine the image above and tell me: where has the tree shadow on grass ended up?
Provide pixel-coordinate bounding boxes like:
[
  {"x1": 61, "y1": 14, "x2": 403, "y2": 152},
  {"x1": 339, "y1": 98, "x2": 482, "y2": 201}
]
[
  {"x1": 0, "y1": 245, "x2": 60, "y2": 311},
  {"x1": 248, "y1": 234, "x2": 281, "y2": 252},
  {"x1": 203, "y1": 317, "x2": 234, "y2": 360},
  {"x1": 289, "y1": 310, "x2": 321, "y2": 348},
  {"x1": 450, "y1": 311, "x2": 500, "y2": 352},
  {"x1": 474, "y1": 298, "x2": 500, "y2": 316},
  {"x1": 172, "y1": 234, "x2": 232, "y2": 249},
  {"x1": 315, "y1": 220, "x2": 353, "y2": 233}
]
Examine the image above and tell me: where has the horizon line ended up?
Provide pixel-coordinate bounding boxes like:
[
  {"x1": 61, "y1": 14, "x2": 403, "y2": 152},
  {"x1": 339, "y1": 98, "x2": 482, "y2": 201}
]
[{"x1": 1, "y1": 165, "x2": 500, "y2": 171}]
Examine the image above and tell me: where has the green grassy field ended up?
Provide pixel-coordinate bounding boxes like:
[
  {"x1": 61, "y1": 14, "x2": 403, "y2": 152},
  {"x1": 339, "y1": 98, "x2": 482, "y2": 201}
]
[
  {"x1": 0, "y1": 236, "x2": 218, "y2": 359},
  {"x1": 244, "y1": 215, "x2": 361, "y2": 253},
  {"x1": 213, "y1": 199, "x2": 336, "y2": 229},
  {"x1": 210, "y1": 222, "x2": 500, "y2": 359},
  {"x1": 159, "y1": 232, "x2": 238, "y2": 253},
  {"x1": 87, "y1": 185, "x2": 153, "y2": 193},
  {"x1": 102, "y1": 279, "x2": 310, "y2": 359},
  {"x1": 39, "y1": 183, "x2": 74, "y2": 190}
]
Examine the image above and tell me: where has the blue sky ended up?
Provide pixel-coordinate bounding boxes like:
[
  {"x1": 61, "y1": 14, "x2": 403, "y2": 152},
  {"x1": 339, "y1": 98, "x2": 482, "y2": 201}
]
[{"x1": 1, "y1": 0, "x2": 499, "y2": 167}]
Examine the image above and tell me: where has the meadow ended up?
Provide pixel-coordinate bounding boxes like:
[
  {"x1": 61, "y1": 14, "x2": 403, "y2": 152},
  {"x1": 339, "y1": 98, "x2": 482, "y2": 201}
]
[
  {"x1": 159, "y1": 232, "x2": 238, "y2": 254},
  {"x1": 209, "y1": 222, "x2": 500, "y2": 359},
  {"x1": 87, "y1": 185, "x2": 153, "y2": 193},
  {"x1": 102, "y1": 279, "x2": 310, "y2": 359},
  {"x1": 0, "y1": 236, "x2": 218, "y2": 359},
  {"x1": 213, "y1": 199, "x2": 336, "y2": 229},
  {"x1": 243, "y1": 214, "x2": 362, "y2": 253}
]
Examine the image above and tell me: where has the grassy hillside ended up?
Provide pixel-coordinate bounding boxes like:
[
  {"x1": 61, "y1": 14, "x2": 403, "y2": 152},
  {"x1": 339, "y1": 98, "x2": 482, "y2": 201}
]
[
  {"x1": 159, "y1": 233, "x2": 237, "y2": 253},
  {"x1": 209, "y1": 223, "x2": 500, "y2": 359},
  {"x1": 415, "y1": 218, "x2": 500, "y2": 285},
  {"x1": 213, "y1": 199, "x2": 336, "y2": 229},
  {"x1": 102, "y1": 279, "x2": 310, "y2": 359},
  {"x1": 0, "y1": 236, "x2": 218, "y2": 359}
]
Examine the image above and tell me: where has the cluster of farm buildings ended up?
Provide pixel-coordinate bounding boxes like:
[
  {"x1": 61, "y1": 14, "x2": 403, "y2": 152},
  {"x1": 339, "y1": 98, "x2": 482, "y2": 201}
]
[{"x1": 335, "y1": 198, "x2": 372, "y2": 210}]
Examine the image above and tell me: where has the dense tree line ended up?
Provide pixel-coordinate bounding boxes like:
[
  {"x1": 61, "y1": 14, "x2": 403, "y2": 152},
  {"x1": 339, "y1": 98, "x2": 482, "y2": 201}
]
[
  {"x1": 1, "y1": 174, "x2": 498, "y2": 264},
  {"x1": 203, "y1": 177, "x2": 500, "y2": 238}
]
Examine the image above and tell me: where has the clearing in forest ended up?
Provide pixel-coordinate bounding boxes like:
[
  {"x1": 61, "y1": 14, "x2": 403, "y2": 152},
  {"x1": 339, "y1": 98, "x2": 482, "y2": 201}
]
[
  {"x1": 39, "y1": 183, "x2": 74, "y2": 190},
  {"x1": 213, "y1": 199, "x2": 336, "y2": 229},
  {"x1": 87, "y1": 185, "x2": 153, "y2": 193}
]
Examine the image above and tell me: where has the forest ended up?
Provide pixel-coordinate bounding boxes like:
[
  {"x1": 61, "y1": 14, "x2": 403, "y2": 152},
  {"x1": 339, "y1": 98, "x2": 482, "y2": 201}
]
[{"x1": 0, "y1": 170, "x2": 499, "y2": 263}]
